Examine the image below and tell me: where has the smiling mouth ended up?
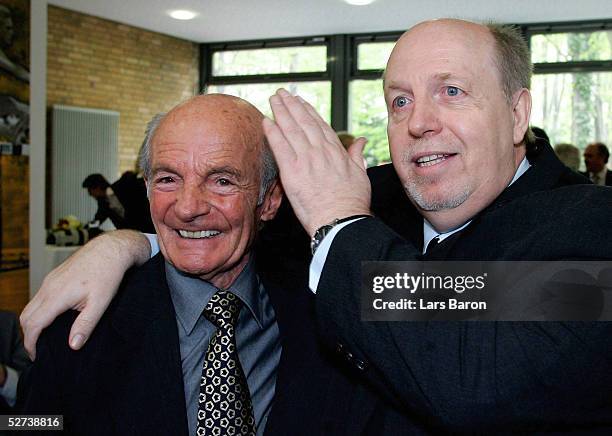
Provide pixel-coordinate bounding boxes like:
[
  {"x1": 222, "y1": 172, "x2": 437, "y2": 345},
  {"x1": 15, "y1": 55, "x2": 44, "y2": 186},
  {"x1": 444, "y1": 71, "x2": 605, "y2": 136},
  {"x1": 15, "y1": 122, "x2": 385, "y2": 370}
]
[
  {"x1": 415, "y1": 153, "x2": 456, "y2": 167},
  {"x1": 177, "y1": 230, "x2": 221, "y2": 239}
]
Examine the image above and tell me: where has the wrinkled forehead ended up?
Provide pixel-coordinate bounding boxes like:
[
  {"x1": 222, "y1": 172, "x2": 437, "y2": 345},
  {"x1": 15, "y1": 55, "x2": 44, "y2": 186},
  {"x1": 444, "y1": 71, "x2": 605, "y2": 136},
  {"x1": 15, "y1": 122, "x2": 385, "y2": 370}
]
[{"x1": 154, "y1": 103, "x2": 264, "y2": 156}]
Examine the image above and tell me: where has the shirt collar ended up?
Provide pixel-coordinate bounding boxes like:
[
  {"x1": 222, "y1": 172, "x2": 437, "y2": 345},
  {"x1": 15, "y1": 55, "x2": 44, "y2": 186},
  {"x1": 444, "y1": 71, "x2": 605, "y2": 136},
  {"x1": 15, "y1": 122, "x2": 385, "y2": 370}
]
[
  {"x1": 166, "y1": 256, "x2": 265, "y2": 335},
  {"x1": 422, "y1": 157, "x2": 531, "y2": 253},
  {"x1": 592, "y1": 167, "x2": 608, "y2": 184}
]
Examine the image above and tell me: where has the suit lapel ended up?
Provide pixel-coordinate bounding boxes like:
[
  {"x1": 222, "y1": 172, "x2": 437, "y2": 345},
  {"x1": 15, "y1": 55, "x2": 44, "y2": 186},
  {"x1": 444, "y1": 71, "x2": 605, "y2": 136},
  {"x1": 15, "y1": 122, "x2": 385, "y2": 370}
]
[{"x1": 108, "y1": 255, "x2": 189, "y2": 435}]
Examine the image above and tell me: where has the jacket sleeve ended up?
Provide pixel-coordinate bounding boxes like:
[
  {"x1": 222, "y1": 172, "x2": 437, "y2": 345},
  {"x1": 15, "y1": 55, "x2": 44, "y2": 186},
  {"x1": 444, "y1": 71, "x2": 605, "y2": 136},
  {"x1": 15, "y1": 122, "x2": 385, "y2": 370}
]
[
  {"x1": 8, "y1": 315, "x2": 30, "y2": 372},
  {"x1": 16, "y1": 313, "x2": 76, "y2": 416},
  {"x1": 315, "y1": 217, "x2": 612, "y2": 431}
]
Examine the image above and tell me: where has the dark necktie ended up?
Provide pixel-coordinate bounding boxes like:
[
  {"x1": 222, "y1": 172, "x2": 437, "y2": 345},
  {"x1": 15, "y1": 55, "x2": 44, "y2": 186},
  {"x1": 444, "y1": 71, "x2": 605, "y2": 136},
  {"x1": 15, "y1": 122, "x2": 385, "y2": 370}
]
[
  {"x1": 197, "y1": 290, "x2": 256, "y2": 436},
  {"x1": 425, "y1": 236, "x2": 441, "y2": 254}
]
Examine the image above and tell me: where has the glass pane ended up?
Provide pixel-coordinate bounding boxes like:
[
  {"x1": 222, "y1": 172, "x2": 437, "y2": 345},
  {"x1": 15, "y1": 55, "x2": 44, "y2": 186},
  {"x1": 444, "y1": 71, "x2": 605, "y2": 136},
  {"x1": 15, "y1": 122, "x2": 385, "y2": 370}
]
[
  {"x1": 357, "y1": 42, "x2": 396, "y2": 70},
  {"x1": 531, "y1": 31, "x2": 612, "y2": 63},
  {"x1": 212, "y1": 46, "x2": 327, "y2": 76},
  {"x1": 207, "y1": 82, "x2": 332, "y2": 122},
  {"x1": 348, "y1": 79, "x2": 390, "y2": 166},
  {"x1": 530, "y1": 72, "x2": 612, "y2": 170}
]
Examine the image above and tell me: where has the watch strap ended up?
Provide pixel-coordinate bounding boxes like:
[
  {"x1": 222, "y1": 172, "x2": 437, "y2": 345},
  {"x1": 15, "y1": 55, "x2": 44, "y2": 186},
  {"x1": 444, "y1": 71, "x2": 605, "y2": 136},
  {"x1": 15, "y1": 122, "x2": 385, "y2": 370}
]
[{"x1": 310, "y1": 214, "x2": 371, "y2": 255}]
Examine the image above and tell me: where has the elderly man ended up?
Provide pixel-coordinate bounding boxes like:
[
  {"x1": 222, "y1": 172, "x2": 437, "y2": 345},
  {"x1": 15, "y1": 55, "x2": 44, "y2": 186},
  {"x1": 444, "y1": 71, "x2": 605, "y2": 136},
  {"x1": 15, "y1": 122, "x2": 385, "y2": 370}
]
[
  {"x1": 583, "y1": 142, "x2": 612, "y2": 186},
  {"x1": 19, "y1": 94, "x2": 333, "y2": 435},
  {"x1": 22, "y1": 20, "x2": 612, "y2": 433}
]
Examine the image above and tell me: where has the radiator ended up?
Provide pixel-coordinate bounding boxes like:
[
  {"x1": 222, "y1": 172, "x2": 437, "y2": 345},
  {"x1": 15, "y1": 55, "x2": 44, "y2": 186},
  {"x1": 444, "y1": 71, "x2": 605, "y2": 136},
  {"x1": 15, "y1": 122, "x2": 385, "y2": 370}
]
[{"x1": 51, "y1": 105, "x2": 119, "y2": 227}]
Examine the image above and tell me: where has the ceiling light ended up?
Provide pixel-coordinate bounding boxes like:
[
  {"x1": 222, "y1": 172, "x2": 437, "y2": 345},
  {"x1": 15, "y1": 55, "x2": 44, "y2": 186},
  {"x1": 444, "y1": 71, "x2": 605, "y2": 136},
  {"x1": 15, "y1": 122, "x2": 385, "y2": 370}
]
[
  {"x1": 343, "y1": 0, "x2": 376, "y2": 5},
  {"x1": 168, "y1": 10, "x2": 198, "y2": 20}
]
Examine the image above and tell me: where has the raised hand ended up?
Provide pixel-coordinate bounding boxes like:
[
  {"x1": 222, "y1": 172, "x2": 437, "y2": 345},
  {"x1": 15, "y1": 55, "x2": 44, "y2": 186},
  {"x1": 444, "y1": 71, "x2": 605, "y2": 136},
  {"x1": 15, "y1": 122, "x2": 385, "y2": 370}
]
[{"x1": 263, "y1": 89, "x2": 372, "y2": 237}]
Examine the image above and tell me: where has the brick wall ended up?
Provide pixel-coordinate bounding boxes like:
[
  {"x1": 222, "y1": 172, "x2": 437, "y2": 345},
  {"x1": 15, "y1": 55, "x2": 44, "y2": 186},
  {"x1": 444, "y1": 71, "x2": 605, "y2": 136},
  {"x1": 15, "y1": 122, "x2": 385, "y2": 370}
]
[
  {"x1": 47, "y1": 5, "x2": 199, "y2": 173},
  {"x1": 1, "y1": 156, "x2": 29, "y2": 251}
]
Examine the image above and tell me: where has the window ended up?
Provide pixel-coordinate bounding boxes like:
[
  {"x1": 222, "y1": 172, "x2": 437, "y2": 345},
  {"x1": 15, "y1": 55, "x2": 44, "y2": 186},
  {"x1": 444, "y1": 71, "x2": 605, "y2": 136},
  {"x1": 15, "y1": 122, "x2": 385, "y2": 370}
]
[
  {"x1": 208, "y1": 81, "x2": 331, "y2": 121},
  {"x1": 348, "y1": 36, "x2": 399, "y2": 166},
  {"x1": 212, "y1": 46, "x2": 327, "y2": 76},
  {"x1": 201, "y1": 21, "x2": 612, "y2": 170},
  {"x1": 349, "y1": 80, "x2": 388, "y2": 166},
  {"x1": 527, "y1": 24, "x2": 612, "y2": 162},
  {"x1": 357, "y1": 41, "x2": 395, "y2": 71},
  {"x1": 203, "y1": 39, "x2": 331, "y2": 122}
]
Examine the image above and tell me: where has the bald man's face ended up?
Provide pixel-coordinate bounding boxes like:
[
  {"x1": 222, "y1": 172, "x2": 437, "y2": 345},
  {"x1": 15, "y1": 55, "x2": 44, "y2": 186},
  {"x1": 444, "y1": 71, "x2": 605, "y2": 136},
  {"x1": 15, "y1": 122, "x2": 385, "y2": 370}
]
[
  {"x1": 147, "y1": 97, "x2": 281, "y2": 288},
  {"x1": 384, "y1": 20, "x2": 529, "y2": 229}
]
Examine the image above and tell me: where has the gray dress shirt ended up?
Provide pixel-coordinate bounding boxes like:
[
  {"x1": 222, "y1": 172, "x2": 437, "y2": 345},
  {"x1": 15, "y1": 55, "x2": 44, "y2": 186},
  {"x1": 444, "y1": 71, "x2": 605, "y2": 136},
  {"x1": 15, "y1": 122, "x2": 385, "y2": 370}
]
[{"x1": 166, "y1": 258, "x2": 281, "y2": 436}]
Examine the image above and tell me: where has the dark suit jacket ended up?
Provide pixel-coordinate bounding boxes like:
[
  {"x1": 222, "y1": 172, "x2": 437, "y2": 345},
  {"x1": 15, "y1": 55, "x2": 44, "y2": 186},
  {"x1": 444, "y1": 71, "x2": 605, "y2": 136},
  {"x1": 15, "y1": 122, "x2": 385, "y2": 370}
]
[
  {"x1": 314, "y1": 143, "x2": 612, "y2": 433},
  {"x1": 581, "y1": 169, "x2": 612, "y2": 187},
  {"x1": 18, "y1": 253, "x2": 339, "y2": 435},
  {"x1": 0, "y1": 310, "x2": 30, "y2": 414}
]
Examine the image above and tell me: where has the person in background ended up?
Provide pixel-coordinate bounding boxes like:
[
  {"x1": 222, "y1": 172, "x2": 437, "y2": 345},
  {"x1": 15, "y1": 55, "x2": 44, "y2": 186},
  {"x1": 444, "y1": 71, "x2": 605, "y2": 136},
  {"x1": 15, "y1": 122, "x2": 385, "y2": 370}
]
[
  {"x1": 582, "y1": 142, "x2": 611, "y2": 186},
  {"x1": 554, "y1": 143, "x2": 581, "y2": 172},
  {"x1": 337, "y1": 131, "x2": 368, "y2": 167},
  {"x1": 82, "y1": 171, "x2": 155, "y2": 233},
  {"x1": 336, "y1": 131, "x2": 355, "y2": 150}
]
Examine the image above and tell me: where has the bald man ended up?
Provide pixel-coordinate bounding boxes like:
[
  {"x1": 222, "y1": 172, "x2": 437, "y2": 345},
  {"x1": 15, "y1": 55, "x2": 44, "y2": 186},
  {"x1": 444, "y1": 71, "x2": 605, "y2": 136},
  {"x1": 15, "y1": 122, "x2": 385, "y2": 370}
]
[
  {"x1": 18, "y1": 95, "x2": 330, "y2": 436},
  {"x1": 264, "y1": 19, "x2": 612, "y2": 432}
]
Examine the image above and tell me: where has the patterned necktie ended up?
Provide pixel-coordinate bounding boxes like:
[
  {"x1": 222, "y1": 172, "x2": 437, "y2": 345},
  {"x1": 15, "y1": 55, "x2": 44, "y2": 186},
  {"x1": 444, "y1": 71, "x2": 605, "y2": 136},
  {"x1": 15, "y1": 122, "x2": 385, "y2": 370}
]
[
  {"x1": 197, "y1": 290, "x2": 256, "y2": 436},
  {"x1": 591, "y1": 173, "x2": 601, "y2": 185}
]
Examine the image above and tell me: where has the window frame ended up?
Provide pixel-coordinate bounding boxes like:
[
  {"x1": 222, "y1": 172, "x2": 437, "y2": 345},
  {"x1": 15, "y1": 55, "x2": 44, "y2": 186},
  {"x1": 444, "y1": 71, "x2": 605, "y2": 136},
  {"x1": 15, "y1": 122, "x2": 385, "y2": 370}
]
[
  {"x1": 523, "y1": 20, "x2": 612, "y2": 75},
  {"x1": 199, "y1": 19, "x2": 612, "y2": 134}
]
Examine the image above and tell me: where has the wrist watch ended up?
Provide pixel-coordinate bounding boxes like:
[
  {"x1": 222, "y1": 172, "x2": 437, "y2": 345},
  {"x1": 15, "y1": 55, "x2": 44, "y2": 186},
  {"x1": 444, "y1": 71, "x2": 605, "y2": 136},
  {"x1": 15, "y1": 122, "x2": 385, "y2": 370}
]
[{"x1": 310, "y1": 215, "x2": 371, "y2": 255}]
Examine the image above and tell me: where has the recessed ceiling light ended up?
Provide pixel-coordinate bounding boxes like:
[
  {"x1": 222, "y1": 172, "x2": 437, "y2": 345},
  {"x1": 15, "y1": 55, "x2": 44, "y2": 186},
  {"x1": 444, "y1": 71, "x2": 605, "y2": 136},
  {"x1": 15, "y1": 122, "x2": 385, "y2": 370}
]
[
  {"x1": 344, "y1": 0, "x2": 376, "y2": 5},
  {"x1": 168, "y1": 10, "x2": 198, "y2": 20}
]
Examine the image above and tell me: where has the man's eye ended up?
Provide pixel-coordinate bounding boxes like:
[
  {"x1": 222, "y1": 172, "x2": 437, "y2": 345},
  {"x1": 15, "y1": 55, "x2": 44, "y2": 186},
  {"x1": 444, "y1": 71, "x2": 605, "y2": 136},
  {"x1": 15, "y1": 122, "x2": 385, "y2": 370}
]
[
  {"x1": 445, "y1": 86, "x2": 462, "y2": 97},
  {"x1": 158, "y1": 176, "x2": 174, "y2": 184},
  {"x1": 393, "y1": 96, "x2": 409, "y2": 108},
  {"x1": 217, "y1": 178, "x2": 231, "y2": 186}
]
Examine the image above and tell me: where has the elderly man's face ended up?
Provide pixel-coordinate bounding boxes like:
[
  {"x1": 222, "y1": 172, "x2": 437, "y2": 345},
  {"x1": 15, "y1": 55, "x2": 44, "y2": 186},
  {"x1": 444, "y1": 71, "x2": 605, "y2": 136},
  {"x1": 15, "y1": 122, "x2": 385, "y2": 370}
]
[
  {"x1": 384, "y1": 20, "x2": 529, "y2": 231},
  {"x1": 583, "y1": 144, "x2": 606, "y2": 174},
  {"x1": 147, "y1": 96, "x2": 281, "y2": 289}
]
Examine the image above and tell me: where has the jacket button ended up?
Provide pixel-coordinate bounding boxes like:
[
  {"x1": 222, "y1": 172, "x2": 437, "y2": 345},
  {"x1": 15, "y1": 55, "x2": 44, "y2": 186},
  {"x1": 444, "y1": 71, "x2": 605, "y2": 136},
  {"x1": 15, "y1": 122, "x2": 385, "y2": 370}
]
[
  {"x1": 355, "y1": 359, "x2": 367, "y2": 371},
  {"x1": 336, "y1": 343, "x2": 344, "y2": 354}
]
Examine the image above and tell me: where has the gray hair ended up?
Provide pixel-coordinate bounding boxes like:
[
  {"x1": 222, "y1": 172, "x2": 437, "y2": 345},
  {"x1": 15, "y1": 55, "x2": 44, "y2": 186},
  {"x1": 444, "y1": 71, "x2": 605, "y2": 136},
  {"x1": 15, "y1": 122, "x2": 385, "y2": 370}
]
[
  {"x1": 139, "y1": 113, "x2": 278, "y2": 205},
  {"x1": 486, "y1": 23, "x2": 535, "y2": 147},
  {"x1": 554, "y1": 143, "x2": 581, "y2": 172}
]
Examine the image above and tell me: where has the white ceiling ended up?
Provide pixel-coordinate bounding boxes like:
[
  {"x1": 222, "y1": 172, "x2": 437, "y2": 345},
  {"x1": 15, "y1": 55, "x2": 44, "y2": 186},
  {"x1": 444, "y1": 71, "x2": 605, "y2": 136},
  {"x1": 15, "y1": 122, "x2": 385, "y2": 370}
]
[{"x1": 47, "y1": 0, "x2": 611, "y2": 43}]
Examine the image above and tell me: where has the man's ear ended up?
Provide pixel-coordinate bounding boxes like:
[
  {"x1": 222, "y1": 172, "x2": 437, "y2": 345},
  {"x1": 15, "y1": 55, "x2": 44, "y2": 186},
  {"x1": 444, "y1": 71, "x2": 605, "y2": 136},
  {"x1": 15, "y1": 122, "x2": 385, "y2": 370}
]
[
  {"x1": 512, "y1": 88, "x2": 532, "y2": 145},
  {"x1": 259, "y1": 179, "x2": 283, "y2": 222}
]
